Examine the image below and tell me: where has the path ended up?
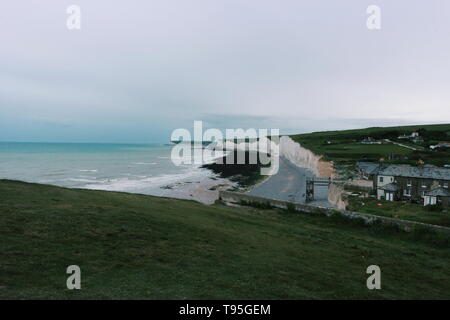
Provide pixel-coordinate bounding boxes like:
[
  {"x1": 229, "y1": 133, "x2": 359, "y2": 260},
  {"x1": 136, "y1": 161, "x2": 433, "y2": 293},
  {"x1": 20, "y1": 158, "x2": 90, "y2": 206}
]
[{"x1": 384, "y1": 139, "x2": 419, "y2": 151}]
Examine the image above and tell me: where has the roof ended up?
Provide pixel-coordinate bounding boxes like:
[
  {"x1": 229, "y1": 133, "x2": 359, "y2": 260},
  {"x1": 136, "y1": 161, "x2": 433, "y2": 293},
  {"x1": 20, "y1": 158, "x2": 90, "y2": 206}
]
[
  {"x1": 377, "y1": 164, "x2": 450, "y2": 180},
  {"x1": 380, "y1": 183, "x2": 398, "y2": 192},
  {"x1": 356, "y1": 162, "x2": 380, "y2": 175},
  {"x1": 424, "y1": 187, "x2": 450, "y2": 197},
  {"x1": 437, "y1": 142, "x2": 450, "y2": 147}
]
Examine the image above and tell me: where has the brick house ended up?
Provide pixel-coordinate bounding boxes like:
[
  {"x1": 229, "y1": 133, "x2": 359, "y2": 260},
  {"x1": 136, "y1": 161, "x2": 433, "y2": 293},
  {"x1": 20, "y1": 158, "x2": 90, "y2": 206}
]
[{"x1": 373, "y1": 164, "x2": 450, "y2": 207}]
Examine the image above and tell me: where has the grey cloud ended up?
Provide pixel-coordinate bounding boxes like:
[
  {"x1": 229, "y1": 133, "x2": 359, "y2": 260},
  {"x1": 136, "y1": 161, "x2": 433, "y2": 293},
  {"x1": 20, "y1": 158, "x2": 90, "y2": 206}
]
[{"x1": 1, "y1": 0, "x2": 449, "y2": 142}]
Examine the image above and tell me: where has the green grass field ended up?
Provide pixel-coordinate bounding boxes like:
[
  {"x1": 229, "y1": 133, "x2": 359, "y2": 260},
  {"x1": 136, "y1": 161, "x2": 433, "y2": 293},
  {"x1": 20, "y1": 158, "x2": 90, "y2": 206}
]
[
  {"x1": 290, "y1": 123, "x2": 450, "y2": 167},
  {"x1": 1, "y1": 180, "x2": 449, "y2": 299},
  {"x1": 293, "y1": 123, "x2": 450, "y2": 139}
]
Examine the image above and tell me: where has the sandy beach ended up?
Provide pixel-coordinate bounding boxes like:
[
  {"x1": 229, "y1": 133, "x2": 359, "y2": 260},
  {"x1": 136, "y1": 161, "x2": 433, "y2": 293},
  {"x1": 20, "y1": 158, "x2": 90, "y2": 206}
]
[{"x1": 158, "y1": 174, "x2": 236, "y2": 205}]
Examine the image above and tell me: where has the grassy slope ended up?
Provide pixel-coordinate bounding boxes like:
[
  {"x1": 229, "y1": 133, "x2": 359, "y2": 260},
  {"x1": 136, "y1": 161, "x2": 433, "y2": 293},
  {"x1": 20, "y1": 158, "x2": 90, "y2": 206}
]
[
  {"x1": 290, "y1": 123, "x2": 450, "y2": 166},
  {"x1": 293, "y1": 123, "x2": 450, "y2": 139},
  {"x1": 0, "y1": 180, "x2": 449, "y2": 299}
]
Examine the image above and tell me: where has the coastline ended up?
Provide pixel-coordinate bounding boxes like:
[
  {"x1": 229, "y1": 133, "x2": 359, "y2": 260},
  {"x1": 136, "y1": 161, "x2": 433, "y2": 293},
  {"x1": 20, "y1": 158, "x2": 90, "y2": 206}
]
[
  {"x1": 0, "y1": 142, "x2": 239, "y2": 205},
  {"x1": 0, "y1": 140, "x2": 341, "y2": 207},
  {"x1": 157, "y1": 171, "x2": 236, "y2": 205}
]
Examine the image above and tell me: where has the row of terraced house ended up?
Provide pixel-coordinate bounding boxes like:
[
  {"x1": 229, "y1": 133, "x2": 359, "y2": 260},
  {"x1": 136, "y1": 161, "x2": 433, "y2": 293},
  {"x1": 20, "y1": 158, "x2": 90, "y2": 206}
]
[{"x1": 357, "y1": 162, "x2": 450, "y2": 207}]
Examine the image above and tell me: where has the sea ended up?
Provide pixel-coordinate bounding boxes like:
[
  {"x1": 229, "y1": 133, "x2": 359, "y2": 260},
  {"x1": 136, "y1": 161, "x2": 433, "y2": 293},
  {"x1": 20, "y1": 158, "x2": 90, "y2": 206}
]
[{"x1": 0, "y1": 142, "x2": 226, "y2": 198}]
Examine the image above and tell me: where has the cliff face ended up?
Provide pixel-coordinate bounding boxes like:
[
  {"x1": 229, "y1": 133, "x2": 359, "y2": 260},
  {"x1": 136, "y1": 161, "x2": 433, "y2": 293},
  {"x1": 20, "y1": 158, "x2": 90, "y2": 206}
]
[
  {"x1": 279, "y1": 136, "x2": 345, "y2": 209},
  {"x1": 328, "y1": 183, "x2": 347, "y2": 210},
  {"x1": 279, "y1": 136, "x2": 336, "y2": 178},
  {"x1": 214, "y1": 135, "x2": 336, "y2": 179}
]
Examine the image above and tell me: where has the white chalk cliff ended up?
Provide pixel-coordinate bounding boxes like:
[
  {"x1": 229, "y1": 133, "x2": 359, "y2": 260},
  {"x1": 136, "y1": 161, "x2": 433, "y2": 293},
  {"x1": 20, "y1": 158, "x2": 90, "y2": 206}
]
[
  {"x1": 278, "y1": 136, "x2": 345, "y2": 209},
  {"x1": 279, "y1": 136, "x2": 323, "y2": 177}
]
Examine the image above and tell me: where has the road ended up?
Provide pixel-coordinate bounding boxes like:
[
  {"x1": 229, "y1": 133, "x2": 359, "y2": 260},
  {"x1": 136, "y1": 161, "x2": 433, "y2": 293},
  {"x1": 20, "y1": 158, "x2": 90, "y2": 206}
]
[
  {"x1": 384, "y1": 139, "x2": 419, "y2": 151},
  {"x1": 249, "y1": 156, "x2": 331, "y2": 206}
]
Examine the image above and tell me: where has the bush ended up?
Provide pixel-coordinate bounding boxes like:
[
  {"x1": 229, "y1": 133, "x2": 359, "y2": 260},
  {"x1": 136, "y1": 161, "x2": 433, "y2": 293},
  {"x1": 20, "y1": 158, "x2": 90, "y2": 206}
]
[
  {"x1": 426, "y1": 204, "x2": 443, "y2": 212},
  {"x1": 240, "y1": 199, "x2": 273, "y2": 210},
  {"x1": 286, "y1": 202, "x2": 297, "y2": 213}
]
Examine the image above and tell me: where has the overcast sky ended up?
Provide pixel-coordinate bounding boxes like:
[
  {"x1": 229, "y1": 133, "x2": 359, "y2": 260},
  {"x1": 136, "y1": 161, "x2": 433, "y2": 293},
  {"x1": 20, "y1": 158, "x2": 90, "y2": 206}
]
[{"x1": 1, "y1": 0, "x2": 449, "y2": 143}]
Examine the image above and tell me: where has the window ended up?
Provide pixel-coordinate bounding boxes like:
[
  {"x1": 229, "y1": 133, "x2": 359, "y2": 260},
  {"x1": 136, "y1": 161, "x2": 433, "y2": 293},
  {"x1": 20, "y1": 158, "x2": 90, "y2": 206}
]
[
  {"x1": 407, "y1": 179, "x2": 412, "y2": 187},
  {"x1": 422, "y1": 181, "x2": 427, "y2": 188},
  {"x1": 444, "y1": 182, "x2": 449, "y2": 189},
  {"x1": 404, "y1": 189, "x2": 411, "y2": 196},
  {"x1": 379, "y1": 177, "x2": 384, "y2": 183}
]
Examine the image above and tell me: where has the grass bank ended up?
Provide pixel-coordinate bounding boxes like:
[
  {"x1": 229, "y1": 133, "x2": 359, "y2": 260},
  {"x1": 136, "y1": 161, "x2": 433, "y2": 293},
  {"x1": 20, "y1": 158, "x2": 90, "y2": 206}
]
[
  {"x1": 0, "y1": 180, "x2": 449, "y2": 299},
  {"x1": 347, "y1": 196, "x2": 450, "y2": 228}
]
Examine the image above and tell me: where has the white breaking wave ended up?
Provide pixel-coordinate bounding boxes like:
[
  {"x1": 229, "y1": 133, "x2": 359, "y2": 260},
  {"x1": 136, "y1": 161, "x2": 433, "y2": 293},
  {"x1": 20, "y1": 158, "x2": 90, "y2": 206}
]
[
  {"x1": 66, "y1": 177, "x2": 103, "y2": 183},
  {"x1": 83, "y1": 167, "x2": 210, "y2": 193},
  {"x1": 133, "y1": 162, "x2": 158, "y2": 165}
]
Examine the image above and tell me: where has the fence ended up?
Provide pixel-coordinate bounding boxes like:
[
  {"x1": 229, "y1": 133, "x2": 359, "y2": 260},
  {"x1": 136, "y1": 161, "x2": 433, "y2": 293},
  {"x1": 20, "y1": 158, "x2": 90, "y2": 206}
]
[{"x1": 218, "y1": 190, "x2": 450, "y2": 236}]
